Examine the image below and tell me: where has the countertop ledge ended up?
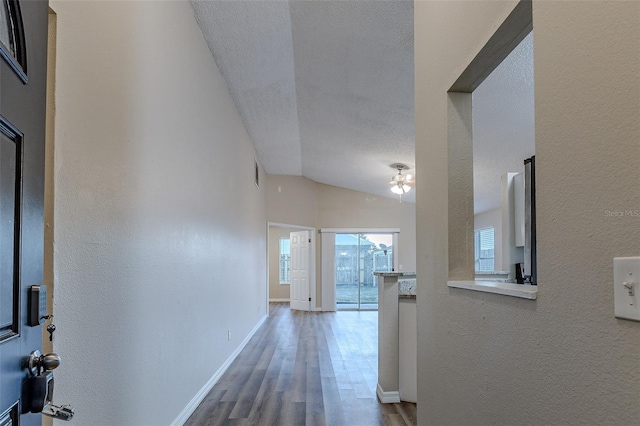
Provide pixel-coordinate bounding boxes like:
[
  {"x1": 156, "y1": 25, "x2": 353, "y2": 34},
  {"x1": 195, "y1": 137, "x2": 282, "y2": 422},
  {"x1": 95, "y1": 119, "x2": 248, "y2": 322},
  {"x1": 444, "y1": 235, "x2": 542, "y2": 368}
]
[
  {"x1": 374, "y1": 272, "x2": 416, "y2": 277},
  {"x1": 447, "y1": 280, "x2": 537, "y2": 300}
]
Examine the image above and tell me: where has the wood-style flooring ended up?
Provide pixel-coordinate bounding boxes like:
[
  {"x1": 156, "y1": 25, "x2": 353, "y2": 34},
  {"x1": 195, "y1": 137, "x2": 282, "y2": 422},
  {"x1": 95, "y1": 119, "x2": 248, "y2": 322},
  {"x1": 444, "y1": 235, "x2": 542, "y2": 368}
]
[{"x1": 185, "y1": 303, "x2": 417, "y2": 426}]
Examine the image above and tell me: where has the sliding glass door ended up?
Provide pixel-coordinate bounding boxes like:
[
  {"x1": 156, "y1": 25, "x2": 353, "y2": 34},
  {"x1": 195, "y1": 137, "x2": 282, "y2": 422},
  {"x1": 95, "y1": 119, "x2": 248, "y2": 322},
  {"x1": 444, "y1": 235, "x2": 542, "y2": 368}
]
[{"x1": 335, "y1": 233, "x2": 394, "y2": 310}]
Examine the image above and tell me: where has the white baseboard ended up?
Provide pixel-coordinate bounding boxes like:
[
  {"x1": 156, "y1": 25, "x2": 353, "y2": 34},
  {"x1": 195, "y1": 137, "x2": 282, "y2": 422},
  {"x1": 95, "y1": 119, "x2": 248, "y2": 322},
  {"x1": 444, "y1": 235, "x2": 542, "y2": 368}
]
[
  {"x1": 376, "y1": 383, "x2": 400, "y2": 404},
  {"x1": 171, "y1": 315, "x2": 268, "y2": 426},
  {"x1": 269, "y1": 298, "x2": 290, "y2": 303}
]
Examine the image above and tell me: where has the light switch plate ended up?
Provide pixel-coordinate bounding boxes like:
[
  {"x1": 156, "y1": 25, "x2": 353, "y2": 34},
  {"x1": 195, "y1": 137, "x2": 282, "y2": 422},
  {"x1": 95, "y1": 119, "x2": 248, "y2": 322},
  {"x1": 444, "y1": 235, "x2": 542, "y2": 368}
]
[{"x1": 613, "y1": 257, "x2": 640, "y2": 322}]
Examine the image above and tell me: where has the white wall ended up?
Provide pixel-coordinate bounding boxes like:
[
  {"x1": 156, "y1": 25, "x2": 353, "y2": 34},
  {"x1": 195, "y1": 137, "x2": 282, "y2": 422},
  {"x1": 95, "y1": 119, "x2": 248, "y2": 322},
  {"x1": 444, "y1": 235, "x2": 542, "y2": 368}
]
[
  {"x1": 398, "y1": 299, "x2": 417, "y2": 403},
  {"x1": 266, "y1": 174, "x2": 318, "y2": 227},
  {"x1": 474, "y1": 208, "x2": 502, "y2": 271},
  {"x1": 416, "y1": 2, "x2": 640, "y2": 424},
  {"x1": 50, "y1": 1, "x2": 267, "y2": 424}
]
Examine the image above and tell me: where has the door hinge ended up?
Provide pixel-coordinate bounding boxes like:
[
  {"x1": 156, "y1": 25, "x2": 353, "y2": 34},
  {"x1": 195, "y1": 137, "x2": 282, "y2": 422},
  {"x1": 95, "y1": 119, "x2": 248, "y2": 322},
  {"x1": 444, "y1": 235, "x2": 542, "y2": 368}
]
[
  {"x1": 308, "y1": 238, "x2": 311, "y2": 243},
  {"x1": 309, "y1": 297, "x2": 311, "y2": 302}
]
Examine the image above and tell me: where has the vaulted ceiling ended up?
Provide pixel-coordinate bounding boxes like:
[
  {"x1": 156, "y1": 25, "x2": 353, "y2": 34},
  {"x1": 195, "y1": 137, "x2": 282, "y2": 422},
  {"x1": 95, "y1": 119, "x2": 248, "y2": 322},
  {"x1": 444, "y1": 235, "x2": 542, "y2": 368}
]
[
  {"x1": 190, "y1": 0, "x2": 415, "y2": 202},
  {"x1": 189, "y1": 1, "x2": 534, "y2": 210}
]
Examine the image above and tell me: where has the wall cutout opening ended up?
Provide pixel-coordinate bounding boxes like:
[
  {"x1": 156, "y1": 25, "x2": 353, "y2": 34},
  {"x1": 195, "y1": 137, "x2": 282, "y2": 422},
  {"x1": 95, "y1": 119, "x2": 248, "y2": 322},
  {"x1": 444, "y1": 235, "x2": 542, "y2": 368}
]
[
  {"x1": 472, "y1": 31, "x2": 535, "y2": 284},
  {"x1": 447, "y1": 1, "x2": 537, "y2": 298}
]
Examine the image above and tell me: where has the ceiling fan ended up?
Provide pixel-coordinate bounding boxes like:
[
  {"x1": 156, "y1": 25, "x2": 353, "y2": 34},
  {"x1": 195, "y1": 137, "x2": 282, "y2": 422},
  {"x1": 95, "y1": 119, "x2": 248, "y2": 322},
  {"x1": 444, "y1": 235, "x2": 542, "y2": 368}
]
[{"x1": 389, "y1": 163, "x2": 413, "y2": 200}]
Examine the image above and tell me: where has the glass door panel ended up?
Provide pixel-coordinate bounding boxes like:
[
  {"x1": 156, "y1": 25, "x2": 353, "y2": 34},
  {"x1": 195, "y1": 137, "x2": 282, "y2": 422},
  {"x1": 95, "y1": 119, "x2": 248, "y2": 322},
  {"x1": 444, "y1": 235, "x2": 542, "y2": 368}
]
[
  {"x1": 360, "y1": 233, "x2": 393, "y2": 310},
  {"x1": 335, "y1": 234, "x2": 359, "y2": 309},
  {"x1": 335, "y1": 233, "x2": 393, "y2": 310}
]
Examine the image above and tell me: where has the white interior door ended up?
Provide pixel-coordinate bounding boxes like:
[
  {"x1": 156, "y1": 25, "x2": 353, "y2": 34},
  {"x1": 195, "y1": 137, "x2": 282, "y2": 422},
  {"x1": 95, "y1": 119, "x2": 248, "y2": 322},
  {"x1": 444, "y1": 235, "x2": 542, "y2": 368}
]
[{"x1": 290, "y1": 230, "x2": 310, "y2": 311}]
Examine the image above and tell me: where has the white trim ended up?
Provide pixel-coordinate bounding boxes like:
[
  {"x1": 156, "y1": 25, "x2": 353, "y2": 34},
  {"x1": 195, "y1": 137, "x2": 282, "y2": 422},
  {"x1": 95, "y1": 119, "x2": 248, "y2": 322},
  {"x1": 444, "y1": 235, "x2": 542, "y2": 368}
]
[
  {"x1": 309, "y1": 231, "x2": 316, "y2": 312},
  {"x1": 269, "y1": 298, "x2": 290, "y2": 303},
  {"x1": 265, "y1": 223, "x2": 270, "y2": 317},
  {"x1": 376, "y1": 383, "x2": 401, "y2": 404},
  {"x1": 392, "y1": 232, "x2": 399, "y2": 272},
  {"x1": 320, "y1": 228, "x2": 400, "y2": 233},
  {"x1": 269, "y1": 222, "x2": 314, "y2": 230},
  {"x1": 447, "y1": 280, "x2": 537, "y2": 300},
  {"x1": 321, "y1": 232, "x2": 336, "y2": 311},
  {"x1": 171, "y1": 315, "x2": 268, "y2": 426}
]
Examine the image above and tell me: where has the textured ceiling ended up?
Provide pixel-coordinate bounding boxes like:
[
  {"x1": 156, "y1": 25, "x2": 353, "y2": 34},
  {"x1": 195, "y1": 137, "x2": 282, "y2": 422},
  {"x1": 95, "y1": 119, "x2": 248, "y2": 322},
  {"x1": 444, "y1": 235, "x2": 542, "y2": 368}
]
[
  {"x1": 189, "y1": 1, "x2": 532, "y2": 209},
  {"x1": 190, "y1": 0, "x2": 415, "y2": 202},
  {"x1": 473, "y1": 33, "x2": 535, "y2": 214}
]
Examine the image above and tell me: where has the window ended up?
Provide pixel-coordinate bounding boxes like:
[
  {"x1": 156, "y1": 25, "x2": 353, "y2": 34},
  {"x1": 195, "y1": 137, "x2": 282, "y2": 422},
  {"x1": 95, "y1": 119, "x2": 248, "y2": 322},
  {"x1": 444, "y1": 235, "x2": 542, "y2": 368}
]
[
  {"x1": 0, "y1": 0, "x2": 27, "y2": 82},
  {"x1": 475, "y1": 227, "x2": 494, "y2": 272},
  {"x1": 279, "y1": 238, "x2": 290, "y2": 284}
]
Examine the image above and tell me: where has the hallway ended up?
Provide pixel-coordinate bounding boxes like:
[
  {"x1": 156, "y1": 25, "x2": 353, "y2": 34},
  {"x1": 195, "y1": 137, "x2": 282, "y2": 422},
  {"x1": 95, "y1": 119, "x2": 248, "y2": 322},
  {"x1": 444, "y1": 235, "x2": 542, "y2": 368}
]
[{"x1": 186, "y1": 303, "x2": 417, "y2": 425}]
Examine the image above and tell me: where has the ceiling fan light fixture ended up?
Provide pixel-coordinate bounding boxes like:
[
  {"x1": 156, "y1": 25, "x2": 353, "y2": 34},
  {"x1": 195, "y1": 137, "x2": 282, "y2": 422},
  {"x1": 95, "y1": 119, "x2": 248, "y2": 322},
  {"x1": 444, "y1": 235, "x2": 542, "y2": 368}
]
[
  {"x1": 390, "y1": 183, "x2": 411, "y2": 195},
  {"x1": 391, "y1": 173, "x2": 412, "y2": 183},
  {"x1": 390, "y1": 184, "x2": 404, "y2": 195},
  {"x1": 389, "y1": 163, "x2": 413, "y2": 200}
]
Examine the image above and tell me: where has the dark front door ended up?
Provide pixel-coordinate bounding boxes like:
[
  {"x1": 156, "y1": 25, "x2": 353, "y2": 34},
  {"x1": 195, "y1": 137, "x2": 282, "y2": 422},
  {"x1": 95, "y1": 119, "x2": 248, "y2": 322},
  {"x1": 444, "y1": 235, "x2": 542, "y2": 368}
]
[{"x1": 0, "y1": 0, "x2": 49, "y2": 424}]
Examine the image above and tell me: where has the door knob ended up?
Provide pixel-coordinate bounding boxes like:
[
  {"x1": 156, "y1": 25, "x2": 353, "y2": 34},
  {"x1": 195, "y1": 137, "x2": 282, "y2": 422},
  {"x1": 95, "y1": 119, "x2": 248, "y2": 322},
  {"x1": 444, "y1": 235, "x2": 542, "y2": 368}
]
[{"x1": 27, "y1": 350, "x2": 61, "y2": 376}]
